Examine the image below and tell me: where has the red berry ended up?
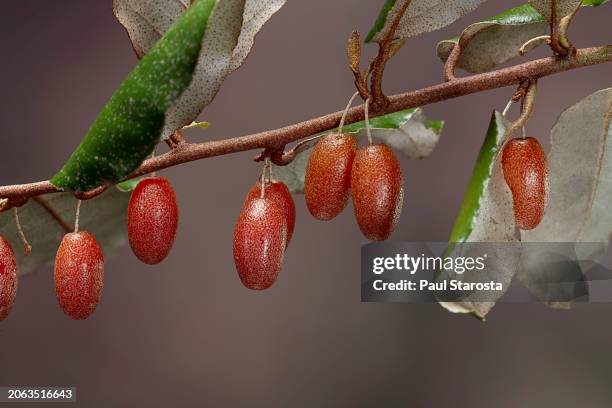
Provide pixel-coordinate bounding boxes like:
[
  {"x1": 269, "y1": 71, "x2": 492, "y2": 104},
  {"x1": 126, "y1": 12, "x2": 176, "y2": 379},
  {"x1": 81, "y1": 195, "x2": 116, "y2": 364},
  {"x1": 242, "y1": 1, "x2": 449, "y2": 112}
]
[
  {"x1": 245, "y1": 179, "x2": 296, "y2": 247},
  {"x1": 304, "y1": 133, "x2": 357, "y2": 220},
  {"x1": 233, "y1": 197, "x2": 287, "y2": 290},
  {"x1": 351, "y1": 144, "x2": 404, "y2": 241},
  {"x1": 502, "y1": 137, "x2": 548, "y2": 230},
  {"x1": 128, "y1": 176, "x2": 179, "y2": 264},
  {"x1": 54, "y1": 231, "x2": 104, "y2": 320},
  {"x1": 0, "y1": 237, "x2": 18, "y2": 321}
]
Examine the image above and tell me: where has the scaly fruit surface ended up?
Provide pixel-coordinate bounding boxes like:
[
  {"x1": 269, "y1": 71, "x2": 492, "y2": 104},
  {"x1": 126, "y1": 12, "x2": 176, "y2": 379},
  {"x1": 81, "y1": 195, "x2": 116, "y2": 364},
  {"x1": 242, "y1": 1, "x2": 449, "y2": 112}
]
[
  {"x1": 54, "y1": 231, "x2": 104, "y2": 320},
  {"x1": 245, "y1": 179, "x2": 296, "y2": 247},
  {"x1": 233, "y1": 197, "x2": 287, "y2": 290},
  {"x1": 304, "y1": 133, "x2": 357, "y2": 220},
  {"x1": 351, "y1": 144, "x2": 404, "y2": 241},
  {"x1": 128, "y1": 177, "x2": 179, "y2": 264},
  {"x1": 0, "y1": 237, "x2": 17, "y2": 321},
  {"x1": 501, "y1": 137, "x2": 548, "y2": 230}
]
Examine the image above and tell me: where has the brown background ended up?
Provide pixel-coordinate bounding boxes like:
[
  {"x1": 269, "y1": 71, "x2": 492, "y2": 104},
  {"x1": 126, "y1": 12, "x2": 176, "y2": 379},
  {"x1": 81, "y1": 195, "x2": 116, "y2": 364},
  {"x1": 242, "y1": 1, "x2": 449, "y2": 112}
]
[{"x1": 1, "y1": 1, "x2": 611, "y2": 407}]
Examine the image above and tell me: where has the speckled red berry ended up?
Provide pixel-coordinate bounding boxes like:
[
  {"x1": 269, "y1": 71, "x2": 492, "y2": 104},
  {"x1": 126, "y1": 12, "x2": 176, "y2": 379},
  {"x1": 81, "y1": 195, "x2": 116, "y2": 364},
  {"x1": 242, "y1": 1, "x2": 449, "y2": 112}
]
[
  {"x1": 351, "y1": 144, "x2": 404, "y2": 241},
  {"x1": 304, "y1": 133, "x2": 357, "y2": 220},
  {"x1": 245, "y1": 179, "x2": 296, "y2": 247},
  {"x1": 128, "y1": 177, "x2": 179, "y2": 264},
  {"x1": 233, "y1": 197, "x2": 287, "y2": 290},
  {"x1": 0, "y1": 237, "x2": 18, "y2": 321},
  {"x1": 54, "y1": 231, "x2": 104, "y2": 320},
  {"x1": 502, "y1": 137, "x2": 548, "y2": 230}
]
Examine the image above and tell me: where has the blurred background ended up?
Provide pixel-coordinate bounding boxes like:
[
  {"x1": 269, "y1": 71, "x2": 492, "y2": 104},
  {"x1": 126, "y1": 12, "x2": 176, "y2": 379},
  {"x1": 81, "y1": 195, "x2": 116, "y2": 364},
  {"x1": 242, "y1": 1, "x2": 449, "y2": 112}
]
[{"x1": 0, "y1": 1, "x2": 611, "y2": 406}]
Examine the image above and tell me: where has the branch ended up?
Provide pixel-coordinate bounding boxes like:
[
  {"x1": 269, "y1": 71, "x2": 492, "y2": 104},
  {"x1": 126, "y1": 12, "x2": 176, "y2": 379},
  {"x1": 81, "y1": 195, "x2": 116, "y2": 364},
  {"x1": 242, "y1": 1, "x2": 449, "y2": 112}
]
[
  {"x1": 370, "y1": 0, "x2": 413, "y2": 110},
  {"x1": 0, "y1": 45, "x2": 610, "y2": 206}
]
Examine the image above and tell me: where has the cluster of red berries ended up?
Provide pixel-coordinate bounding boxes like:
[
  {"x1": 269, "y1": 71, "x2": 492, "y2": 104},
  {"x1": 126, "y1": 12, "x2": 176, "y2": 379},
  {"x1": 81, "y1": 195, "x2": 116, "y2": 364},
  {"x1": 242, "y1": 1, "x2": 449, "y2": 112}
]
[
  {"x1": 501, "y1": 137, "x2": 548, "y2": 230},
  {"x1": 0, "y1": 132, "x2": 549, "y2": 320},
  {"x1": 233, "y1": 134, "x2": 404, "y2": 290},
  {"x1": 0, "y1": 176, "x2": 179, "y2": 321}
]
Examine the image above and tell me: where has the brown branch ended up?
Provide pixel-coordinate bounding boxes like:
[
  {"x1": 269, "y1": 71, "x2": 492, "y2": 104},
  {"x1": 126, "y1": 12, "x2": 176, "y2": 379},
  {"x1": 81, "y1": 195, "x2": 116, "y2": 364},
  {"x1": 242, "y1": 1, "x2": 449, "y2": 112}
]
[
  {"x1": 0, "y1": 45, "x2": 610, "y2": 206},
  {"x1": 505, "y1": 80, "x2": 537, "y2": 139},
  {"x1": 369, "y1": 0, "x2": 413, "y2": 111},
  {"x1": 444, "y1": 30, "x2": 480, "y2": 82}
]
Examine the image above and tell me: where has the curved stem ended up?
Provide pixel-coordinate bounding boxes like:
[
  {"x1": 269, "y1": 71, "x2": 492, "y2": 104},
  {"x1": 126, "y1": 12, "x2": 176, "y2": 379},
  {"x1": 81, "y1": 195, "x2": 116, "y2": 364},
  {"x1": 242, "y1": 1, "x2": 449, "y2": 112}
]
[
  {"x1": 506, "y1": 81, "x2": 537, "y2": 140},
  {"x1": 0, "y1": 45, "x2": 609, "y2": 206}
]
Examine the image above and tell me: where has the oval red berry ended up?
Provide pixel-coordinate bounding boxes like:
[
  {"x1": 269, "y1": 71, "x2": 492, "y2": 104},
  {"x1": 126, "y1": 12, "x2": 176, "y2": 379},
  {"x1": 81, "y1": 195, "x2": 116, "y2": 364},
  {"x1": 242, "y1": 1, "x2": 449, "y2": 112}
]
[
  {"x1": 0, "y1": 237, "x2": 18, "y2": 321},
  {"x1": 304, "y1": 133, "x2": 357, "y2": 220},
  {"x1": 54, "y1": 231, "x2": 104, "y2": 320},
  {"x1": 245, "y1": 179, "x2": 296, "y2": 247},
  {"x1": 502, "y1": 137, "x2": 548, "y2": 230},
  {"x1": 351, "y1": 144, "x2": 404, "y2": 241},
  {"x1": 233, "y1": 197, "x2": 287, "y2": 290},
  {"x1": 128, "y1": 177, "x2": 179, "y2": 264}
]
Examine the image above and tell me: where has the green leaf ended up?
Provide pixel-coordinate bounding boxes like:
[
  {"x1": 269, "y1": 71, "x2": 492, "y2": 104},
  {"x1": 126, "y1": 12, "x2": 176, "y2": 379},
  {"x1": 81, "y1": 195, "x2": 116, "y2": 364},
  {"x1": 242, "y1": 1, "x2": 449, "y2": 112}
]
[
  {"x1": 114, "y1": 0, "x2": 287, "y2": 140},
  {"x1": 0, "y1": 189, "x2": 130, "y2": 276},
  {"x1": 437, "y1": 1, "x2": 609, "y2": 73},
  {"x1": 365, "y1": 0, "x2": 395, "y2": 42},
  {"x1": 366, "y1": 0, "x2": 487, "y2": 44},
  {"x1": 116, "y1": 177, "x2": 144, "y2": 192},
  {"x1": 272, "y1": 108, "x2": 443, "y2": 193},
  {"x1": 440, "y1": 111, "x2": 519, "y2": 319},
  {"x1": 449, "y1": 111, "x2": 514, "y2": 243},
  {"x1": 51, "y1": 0, "x2": 217, "y2": 192}
]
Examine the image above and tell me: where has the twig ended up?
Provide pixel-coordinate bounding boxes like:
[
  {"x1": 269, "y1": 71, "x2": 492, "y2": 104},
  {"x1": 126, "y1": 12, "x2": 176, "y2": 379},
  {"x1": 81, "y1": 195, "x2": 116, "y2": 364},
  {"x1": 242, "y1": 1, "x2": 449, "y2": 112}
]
[
  {"x1": 0, "y1": 45, "x2": 609, "y2": 206},
  {"x1": 443, "y1": 29, "x2": 480, "y2": 82},
  {"x1": 369, "y1": 0, "x2": 413, "y2": 111},
  {"x1": 519, "y1": 35, "x2": 551, "y2": 56},
  {"x1": 505, "y1": 81, "x2": 537, "y2": 139}
]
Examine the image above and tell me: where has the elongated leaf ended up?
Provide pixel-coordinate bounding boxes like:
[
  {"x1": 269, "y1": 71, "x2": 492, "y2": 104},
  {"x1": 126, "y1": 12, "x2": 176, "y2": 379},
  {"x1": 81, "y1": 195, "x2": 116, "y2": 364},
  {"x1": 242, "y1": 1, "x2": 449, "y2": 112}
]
[
  {"x1": 522, "y1": 89, "x2": 612, "y2": 252},
  {"x1": 51, "y1": 0, "x2": 217, "y2": 192},
  {"x1": 437, "y1": 2, "x2": 609, "y2": 73},
  {"x1": 520, "y1": 89, "x2": 612, "y2": 308},
  {"x1": 112, "y1": 0, "x2": 192, "y2": 59},
  {"x1": 439, "y1": 111, "x2": 520, "y2": 319},
  {"x1": 0, "y1": 190, "x2": 130, "y2": 276},
  {"x1": 272, "y1": 108, "x2": 444, "y2": 193},
  {"x1": 114, "y1": 0, "x2": 287, "y2": 139},
  {"x1": 366, "y1": 0, "x2": 488, "y2": 43}
]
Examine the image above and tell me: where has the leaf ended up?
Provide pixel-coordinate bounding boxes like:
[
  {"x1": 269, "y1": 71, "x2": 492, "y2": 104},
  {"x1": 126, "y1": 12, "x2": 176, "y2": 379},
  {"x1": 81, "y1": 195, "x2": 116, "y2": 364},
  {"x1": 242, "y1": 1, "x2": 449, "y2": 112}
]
[
  {"x1": 365, "y1": 0, "x2": 488, "y2": 43},
  {"x1": 272, "y1": 108, "x2": 444, "y2": 193},
  {"x1": 112, "y1": 0, "x2": 193, "y2": 59},
  {"x1": 437, "y1": 2, "x2": 609, "y2": 73},
  {"x1": 359, "y1": 108, "x2": 442, "y2": 159},
  {"x1": 529, "y1": 0, "x2": 580, "y2": 24},
  {"x1": 116, "y1": 177, "x2": 144, "y2": 192},
  {"x1": 51, "y1": 0, "x2": 217, "y2": 192},
  {"x1": 521, "y1": 89, "x2": 612, "y2": 253},
  {"x1": 519, "y1": 89, "x2": 612, "y2": 308},
  {"x1": 0, "y1": 189, "x2": 130, "y2": 276},
  {"x1": 439, "y1": 111, "x2": 520, "y2": 319},
  {"x1": 114, "y1": 0, "x2": 287, "y2": 139}
]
